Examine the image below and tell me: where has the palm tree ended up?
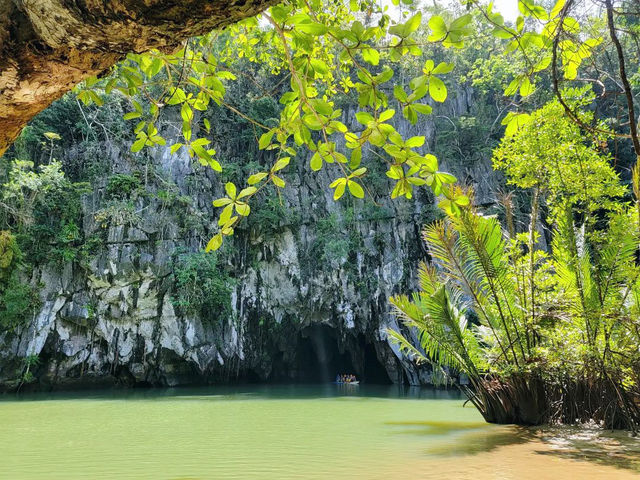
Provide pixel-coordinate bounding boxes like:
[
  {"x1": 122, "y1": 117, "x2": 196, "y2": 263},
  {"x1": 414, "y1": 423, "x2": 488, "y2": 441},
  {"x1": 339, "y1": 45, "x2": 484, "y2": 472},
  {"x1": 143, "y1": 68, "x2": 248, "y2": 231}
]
[{"x1": 390, "y1": 204, "x2": 640, "y2": 429}]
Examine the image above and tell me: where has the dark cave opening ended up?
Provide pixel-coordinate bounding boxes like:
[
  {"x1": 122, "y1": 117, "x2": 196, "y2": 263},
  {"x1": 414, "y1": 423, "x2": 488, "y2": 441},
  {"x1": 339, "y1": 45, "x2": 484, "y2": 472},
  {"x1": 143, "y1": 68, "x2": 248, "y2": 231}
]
[
  {"x1": 280, "y1": 325, "x2": 393, "y2": 384},
  {"x1": 294, "y1": 325, "x2": 355, "y2": 383},
  {"x1": 362, "y1": 341, "x2": 392, "y2": 385}
]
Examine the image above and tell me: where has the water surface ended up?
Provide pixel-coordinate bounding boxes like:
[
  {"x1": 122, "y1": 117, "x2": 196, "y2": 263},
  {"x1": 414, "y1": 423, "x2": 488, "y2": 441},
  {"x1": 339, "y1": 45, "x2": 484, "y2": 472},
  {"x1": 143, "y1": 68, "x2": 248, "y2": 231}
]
[{"x1": 0, "y1": 384, "x2": 638, "y2": 479}]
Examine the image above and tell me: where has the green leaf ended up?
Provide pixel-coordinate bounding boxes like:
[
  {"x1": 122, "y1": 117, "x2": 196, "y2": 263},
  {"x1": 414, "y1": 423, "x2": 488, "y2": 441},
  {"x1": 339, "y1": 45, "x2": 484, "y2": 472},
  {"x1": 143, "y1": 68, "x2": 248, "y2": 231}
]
[
  {"x1": 272, "y1": 157, "x2": 290, "y2": 172},
  {"x1": 502, "y1": 112, "x2": 532, "y2": 136},
  {"x1": 454, "y1": 194, "x2": 470, "y2": 206},
  {"x1": 350, "y1": 167, "x2": 367, "y2": 177},
  {"x1": 429, "y1": 76, "x2": 447, "y2": 103},
  {"x1": 310, "y1": 59, "x2": 329, "y2": 75},
  {"x1": 432, "y1": 62, "x2": 454, "y2": 75},
  {"x1": 333, "y1": 182, "x2": 346, "y2": 200},
  {"x1": 237, "y1": 187, "x2": 257, "y2": 199},
  {"x1": 550, "y1": 0, "x2": 566, "y2": 18},
  {"x1": 386, "y1": 165, "x2": 404, "y2": 180},
  {"x1": 362, "y1": 48, "x2": 380, "y2": 66},
  {"x1": 272, "y1": 175, "x2": 286, "y2": 188},
  {"x1": 492, "y1": 27, "x2": 515, "y2": 39},
  {"x1": 180, "y1": 102, "x2": 193, "y2": 122},
  {"x1": 310, "y1": 153, "x2": 323, "y2": 171},
  {"x1": 43, "y1": 132, "x2": 61, "y2": 141},
  {"x1": 205, "y1": 234, "x2": 223, "y2": 252},
  {"x1": 407, "y1": 177, "x2": 427, "y2": 186},
  {"x1": 379, "y1": 109, "x2": 395, "y2": 122},
  {"x1": 297, "y1": 22, "x2": 328, "y2": 35},
  {"x1": 131, "y1": 137, "x2": 145, "y2": 153},
  {"x1": 310, "y1": 99, "x2": 332, "y2": 115},
  {"x1": 423, "y1": 154, "x2": 438, "y2": 172},
  {"x1": 405, "y1": 12, "x2": 422, "y2": 35},
  {"x1": 166, "y1": 88, "x2": 186, "y2": 105},
  {"x1": 259, "y1": 130, "x2": 275, "y2": 150},
  {"x1": 218, "y1": 204, "x2": 234, "y2": 225},
  {"x1": 403, "y1": 105, "x2": 417, "y2": 124},
  {"x1": 436, "y1": 172, "x2": 457, "y2": 184},
  {"x1": 505, "y1": 78, "x2": 520, "y2": 96},
  {"x1": 348, "y1": 180, "x2": 365, "y2": 198},
  {"x1": 450, "y1": 14, "x2": 472, "y2": 31},
  {"x1": 405, "y1": 136, "x2": 425, "y2": 148},
  {"x1": 375, "y1": 67, "x2": 394, "y2": 84},
  {"x1": 428, "y1": 15, "x2": 447, "y2": 42},
  {"x1": 192, "y1": 138, "x2": 210, "y2": 147},
  {"x1": 225, "y1": 182, "x2": 237, "y2": 199},
  {"x1": 355, "y1": 112, "x2": 374, "y2": 125},
  {"x1": 349, "y1": 147, "x2": 362, "y2": 169},
  {"x1": 394, "y1": 85, "x2": 409, "y2": 102},
  {"x1": 413, "y1": 104, "x2": 432, "y2": 115},
  {"x1": 123, "y1": 111, "x2": 141, "y2": 121},
  {"x1": 438, "y1": 198, "x2": 460, "y2": 216},
  {"x1": 248, "y1": 172, "x2": 268, "y2": 185},
  {"x1": 519, "y1": 77, "x2": 534, "y2": 97},
  {"x1": 235, "y1": 203, "x2": 251, "y2": 216},
  {"x1": 303, "y1": 114, "x2": 324, "y2": 130},
  {"x1": 208, "y1": 158, "x2": 222, "y2": 172},
  {"x1": 213, "y1": 197, "x2": 232, "y2": 207},
  {"x1": 564, "y1": 62, "x2": 578, "y2": 80},
  {"x1": 182, "y1": 122, "x2": 192, "y2": 141},
  {"x1": 330, "y1": 178, "x2": 347, "y2": 188}
]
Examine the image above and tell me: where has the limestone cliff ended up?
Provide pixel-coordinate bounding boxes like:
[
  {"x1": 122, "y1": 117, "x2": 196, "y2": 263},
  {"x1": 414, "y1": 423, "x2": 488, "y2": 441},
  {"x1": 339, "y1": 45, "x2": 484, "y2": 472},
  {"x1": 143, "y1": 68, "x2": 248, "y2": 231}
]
[{"x1": 0, "y1": 86, "x2": 501, "y2": 391}]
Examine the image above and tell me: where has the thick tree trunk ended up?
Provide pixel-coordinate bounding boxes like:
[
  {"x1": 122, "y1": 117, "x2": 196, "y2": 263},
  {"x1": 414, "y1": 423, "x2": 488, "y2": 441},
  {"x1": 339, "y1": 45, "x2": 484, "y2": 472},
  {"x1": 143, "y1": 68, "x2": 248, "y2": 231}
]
[{"x1": 0, "y1": 0, "x2": 275, "y2": 156}]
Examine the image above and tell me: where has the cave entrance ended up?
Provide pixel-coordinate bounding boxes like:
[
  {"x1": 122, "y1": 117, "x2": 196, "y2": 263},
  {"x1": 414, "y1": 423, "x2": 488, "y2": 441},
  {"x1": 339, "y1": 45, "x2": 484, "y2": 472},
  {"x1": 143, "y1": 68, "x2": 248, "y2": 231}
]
[
  {"x1": 362, "y1": 341, "x2": 392, "y2": 385},
  {"x1": 292, "y1": 326, "x2": 393, "y2": 384},
  {"x1": 295, "y1": 325, "x2": 355, "y2": 383}
]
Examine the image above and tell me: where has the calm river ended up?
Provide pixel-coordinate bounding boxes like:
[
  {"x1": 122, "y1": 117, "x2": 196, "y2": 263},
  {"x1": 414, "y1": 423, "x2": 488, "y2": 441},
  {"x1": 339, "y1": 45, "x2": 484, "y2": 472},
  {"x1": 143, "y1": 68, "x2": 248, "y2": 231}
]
[{"x1": 0, "y1": 385, "x2": 638, "y2": 479}]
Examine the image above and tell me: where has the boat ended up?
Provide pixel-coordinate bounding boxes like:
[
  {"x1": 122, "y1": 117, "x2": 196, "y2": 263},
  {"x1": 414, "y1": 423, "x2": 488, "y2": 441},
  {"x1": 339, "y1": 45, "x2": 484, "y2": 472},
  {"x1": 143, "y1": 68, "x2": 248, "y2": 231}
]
[{"x1": 334, "y1": 381, "x2": 359, "y2": 385}]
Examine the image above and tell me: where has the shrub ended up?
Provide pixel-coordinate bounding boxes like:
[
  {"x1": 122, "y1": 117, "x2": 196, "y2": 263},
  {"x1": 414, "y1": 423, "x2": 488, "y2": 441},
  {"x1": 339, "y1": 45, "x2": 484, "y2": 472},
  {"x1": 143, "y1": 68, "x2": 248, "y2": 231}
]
[
  {"x1": 0, "y1": 159, "x2": 91, "y2": 265},
  {"x1": 310, "y1": 213, "x2": 361, "y2": 269},
  {"x1": 247, "y1": 194, "x2": 300, "y2": 235},
  {"x1": 0, "y1": 230, "x2": 21, "y2": 282},
  {"x1": 94, "y1": 200, "x2": 141, "y2": 228},
  {"x1": 171, "y1": 251, "x2": 235, "y2": 324},
  {"x1": 0, "y1": 233, "x2": 40, "y2": 331},
  {"x1": 105, "y1": 173, "x2": 142, "y2": 199}
]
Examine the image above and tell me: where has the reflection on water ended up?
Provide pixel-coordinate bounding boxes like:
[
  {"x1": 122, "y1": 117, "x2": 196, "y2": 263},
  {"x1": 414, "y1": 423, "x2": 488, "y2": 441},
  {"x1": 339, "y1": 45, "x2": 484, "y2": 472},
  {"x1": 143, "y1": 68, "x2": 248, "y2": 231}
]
[
  {"x1": 2, "y1": 383, "x2": 463, "y2": 402},
  {"x1": 0, "y1": 384, "x2": 638, "y2": 479}
]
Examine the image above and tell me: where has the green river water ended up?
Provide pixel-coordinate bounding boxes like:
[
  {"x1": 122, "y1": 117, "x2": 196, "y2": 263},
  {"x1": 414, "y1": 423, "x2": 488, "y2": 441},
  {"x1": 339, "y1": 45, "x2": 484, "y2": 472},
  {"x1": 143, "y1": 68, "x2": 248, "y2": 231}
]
[{"x1": 1, "y1": 384, "x2": 639, "y2": 479}]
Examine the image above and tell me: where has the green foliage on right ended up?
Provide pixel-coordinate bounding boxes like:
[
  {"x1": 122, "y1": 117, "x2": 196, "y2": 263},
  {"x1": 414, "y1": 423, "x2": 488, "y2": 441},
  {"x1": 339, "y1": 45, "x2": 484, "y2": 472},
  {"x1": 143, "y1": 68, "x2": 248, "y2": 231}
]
[
  {"x1": 493, "y1": 91, "x2": 626, "y2": 221},
  {"x1": 390, "y1": 99, "x2": 640, "y2": 431}
]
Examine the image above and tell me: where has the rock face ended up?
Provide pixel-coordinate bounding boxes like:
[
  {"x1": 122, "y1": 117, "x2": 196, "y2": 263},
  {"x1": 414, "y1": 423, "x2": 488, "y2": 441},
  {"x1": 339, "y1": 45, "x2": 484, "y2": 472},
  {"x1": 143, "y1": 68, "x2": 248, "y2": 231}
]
[
  {"x1": 0, "y1": 0, "x2": 276, "y2": 156},
  {"x1": 0, "y1": 88, "x2": 498, "y2": 391}
]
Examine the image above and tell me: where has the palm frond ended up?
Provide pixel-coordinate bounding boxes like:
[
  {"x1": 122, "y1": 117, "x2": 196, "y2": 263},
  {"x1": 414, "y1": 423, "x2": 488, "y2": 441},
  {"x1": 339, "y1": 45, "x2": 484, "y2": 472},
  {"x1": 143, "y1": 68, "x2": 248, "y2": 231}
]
[{"x1": 390, "y1": 288, "x2": 480, "y2": 376}]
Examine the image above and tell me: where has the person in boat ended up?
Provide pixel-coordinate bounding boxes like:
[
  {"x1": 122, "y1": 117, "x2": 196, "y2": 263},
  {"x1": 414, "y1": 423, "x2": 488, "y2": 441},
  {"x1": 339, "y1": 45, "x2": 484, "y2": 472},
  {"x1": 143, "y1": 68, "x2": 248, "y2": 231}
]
[{"x1": 336, "y1": 374, "x2": 340, "y2": 383}]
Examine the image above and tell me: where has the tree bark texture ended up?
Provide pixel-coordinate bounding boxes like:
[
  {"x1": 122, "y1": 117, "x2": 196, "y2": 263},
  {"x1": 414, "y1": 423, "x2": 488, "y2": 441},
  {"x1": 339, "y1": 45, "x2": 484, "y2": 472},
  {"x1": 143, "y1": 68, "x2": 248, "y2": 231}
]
[{"x1": 0, "y1": 0, "x2": 275, "y2": 156}]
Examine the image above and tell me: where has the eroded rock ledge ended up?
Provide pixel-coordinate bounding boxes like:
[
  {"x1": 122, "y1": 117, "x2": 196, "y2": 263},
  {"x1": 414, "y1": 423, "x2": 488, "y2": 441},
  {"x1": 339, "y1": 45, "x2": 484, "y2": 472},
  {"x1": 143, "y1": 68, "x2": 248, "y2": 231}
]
[{"x1": 0, "y1": 0, "x2": 275, "y2": 155}]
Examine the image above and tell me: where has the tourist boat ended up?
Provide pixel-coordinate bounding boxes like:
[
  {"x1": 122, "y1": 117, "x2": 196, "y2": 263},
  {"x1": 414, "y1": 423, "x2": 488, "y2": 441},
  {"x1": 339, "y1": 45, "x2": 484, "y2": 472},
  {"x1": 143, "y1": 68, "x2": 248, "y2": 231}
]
[{"x1": 334, "y1": 380, "x2": 360, "y2": 385}]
